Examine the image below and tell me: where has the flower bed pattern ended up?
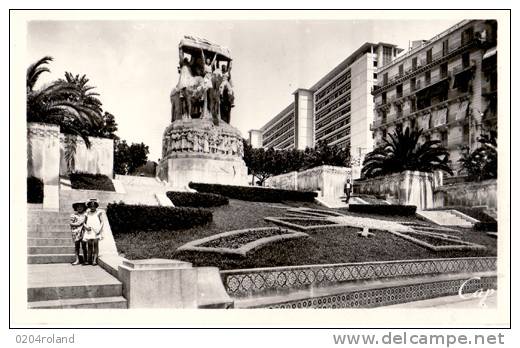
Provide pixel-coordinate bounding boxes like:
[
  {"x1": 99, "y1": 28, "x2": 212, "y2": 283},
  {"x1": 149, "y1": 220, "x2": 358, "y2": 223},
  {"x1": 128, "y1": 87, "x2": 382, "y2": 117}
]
[
  {"x1": 265, "y1": 216, "x2": 345, "y2": 231},
  {"x1": 177, "y1": 227, "x2": 308, "y2": 256},
  {"x1": 389, "y1": 230, "x2": 486, "y2": 251}
]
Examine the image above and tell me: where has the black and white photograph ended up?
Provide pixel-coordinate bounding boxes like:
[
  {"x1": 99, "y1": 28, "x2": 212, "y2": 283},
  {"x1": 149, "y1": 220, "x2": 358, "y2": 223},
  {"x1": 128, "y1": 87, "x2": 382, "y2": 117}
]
[{"x1": 8, "y1": 8, "x2": 511, "y2": 334}]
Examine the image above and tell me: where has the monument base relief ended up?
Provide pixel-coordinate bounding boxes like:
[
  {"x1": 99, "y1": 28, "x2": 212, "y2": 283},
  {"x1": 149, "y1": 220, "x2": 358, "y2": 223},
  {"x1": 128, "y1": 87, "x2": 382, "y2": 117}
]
[{"x1": 158, "y1": 36, "x2": 248, "y2": 187}]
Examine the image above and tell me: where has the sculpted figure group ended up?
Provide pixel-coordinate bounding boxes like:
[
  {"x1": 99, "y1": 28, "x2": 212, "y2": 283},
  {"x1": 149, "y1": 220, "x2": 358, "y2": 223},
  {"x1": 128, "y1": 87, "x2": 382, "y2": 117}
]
[
  {"x1": 171, "y1": 44, "x2": 235, "y2": 126},
  {"x1": 162, "y1": 129, "x2": 244, "y2": 159}
]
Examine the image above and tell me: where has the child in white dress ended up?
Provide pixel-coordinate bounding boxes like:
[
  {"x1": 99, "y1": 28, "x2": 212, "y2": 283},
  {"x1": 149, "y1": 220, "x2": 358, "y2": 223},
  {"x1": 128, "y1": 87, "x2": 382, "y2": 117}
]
[{"x1": 83, "y1": 198, "x2": 104, "y2": 266}]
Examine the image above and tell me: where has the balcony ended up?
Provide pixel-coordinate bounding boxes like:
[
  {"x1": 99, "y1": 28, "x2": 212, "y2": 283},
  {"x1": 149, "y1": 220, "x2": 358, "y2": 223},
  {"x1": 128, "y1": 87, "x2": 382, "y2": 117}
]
[{"x1": 372, "y1": 39, "x2": 479, "y2": 95}]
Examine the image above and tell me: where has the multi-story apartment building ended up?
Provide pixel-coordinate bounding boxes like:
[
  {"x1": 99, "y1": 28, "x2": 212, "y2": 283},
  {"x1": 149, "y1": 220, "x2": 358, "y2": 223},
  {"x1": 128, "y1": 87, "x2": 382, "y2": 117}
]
[
  {"x1": 252, "y1": 42, "x2": 402, "y2": 177},
  {"x1": 371, "y1": 20, "x2": 497, "y2": 167}
]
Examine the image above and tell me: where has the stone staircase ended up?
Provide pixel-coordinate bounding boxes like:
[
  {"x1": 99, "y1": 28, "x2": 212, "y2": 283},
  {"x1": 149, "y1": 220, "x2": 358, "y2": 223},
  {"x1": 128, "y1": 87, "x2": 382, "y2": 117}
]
[
  {"x1": 28, "y1": 263, "x2": 127, "y2": 309},
  {"x1": 416, "y1": 210, "x2": 477, "y2": 228},
  {"x1": 28, "y1": 210, "x2": 75, "y2": 264},
  {"x1": 27, "y1": 207, "x2": 128, "y2": 308}
]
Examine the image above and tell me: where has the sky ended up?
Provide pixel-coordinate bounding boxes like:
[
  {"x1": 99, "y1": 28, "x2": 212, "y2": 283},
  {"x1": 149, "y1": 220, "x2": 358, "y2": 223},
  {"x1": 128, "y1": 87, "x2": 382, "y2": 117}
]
[{"x1": 27, "y1": 19, "x2": 461, "y2": 160}]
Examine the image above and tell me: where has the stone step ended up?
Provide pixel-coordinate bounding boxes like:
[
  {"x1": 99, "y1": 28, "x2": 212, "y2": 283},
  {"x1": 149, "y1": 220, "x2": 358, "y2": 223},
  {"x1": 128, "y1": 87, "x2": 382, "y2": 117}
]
[
  {"x1": 27, "y1": 217, "x2": 71, "y2": 225},
  {"x1": 28, "y1": 231, "x2": 72, "y2": 238},
  {"x1": 28, "y1": 282, "x2": 123, "y2": 302},
  {"x1": 27, "y1": 224, "x2": 70, "y2": 233},
  {"x1": 28, "y1": 254, "x2": 76, "y2": 264},
  {"x1": 28, "y1": 238, "x2": 72, "y2": 246},
  {"x1": 28, "y1": 246, "x2": 75, "y2": 255},
  {"x1": 28, "y1": 264, "x2": 124, "y2": 301},
  {"x1": 28, "y1": 296, "x2": 127, "y2": 309},
  {"x1": 417, "y1": 210, "x2": 474, "y2": 228}
]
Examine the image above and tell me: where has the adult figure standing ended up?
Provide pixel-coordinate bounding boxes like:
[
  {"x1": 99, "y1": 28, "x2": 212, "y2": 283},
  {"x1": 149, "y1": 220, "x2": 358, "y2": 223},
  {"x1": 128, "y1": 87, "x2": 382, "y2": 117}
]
[{"x1": 344, "y1": 178, "x2": 352, "y2": 204}]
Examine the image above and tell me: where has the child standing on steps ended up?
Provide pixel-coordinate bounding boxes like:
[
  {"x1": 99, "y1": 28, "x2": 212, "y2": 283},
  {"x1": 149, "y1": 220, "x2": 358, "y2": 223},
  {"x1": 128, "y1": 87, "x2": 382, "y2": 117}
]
[
  {"x1": 70, "y1": 201, "x2": 88, "y2": 265},
  {"x1": 83, "y1": 198, "x2": 104, "y2": 266}
]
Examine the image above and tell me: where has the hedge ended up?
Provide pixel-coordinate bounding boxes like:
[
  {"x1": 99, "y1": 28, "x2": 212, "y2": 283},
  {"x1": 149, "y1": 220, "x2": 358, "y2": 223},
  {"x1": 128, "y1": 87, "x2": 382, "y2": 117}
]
[
  {"x1": 348, "y1": 204, "x2": 417, "y2": 216},
  {"x1": 166, "y1": 191, "x2": 229, "y2": 208},
  {"x1": 188, "y1": 182, "x2": 318, "y2": 203},
  {"x1": 27, "y1": 176, "x2": 44, "y2": 203},
  {"x1": 70, "y1": 172, "x2": 115, "y2": 191},
  {"x1": 106, "y1": 203, "x2": 212, "y2": 234}
]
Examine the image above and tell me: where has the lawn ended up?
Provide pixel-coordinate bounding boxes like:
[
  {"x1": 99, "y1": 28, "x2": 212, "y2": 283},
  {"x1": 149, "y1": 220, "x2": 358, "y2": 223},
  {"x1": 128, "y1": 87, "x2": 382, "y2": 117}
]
[
  {"x1": 113, "y1": 199, "x2": 497, "y2": 270},
  {"x1": 114, "y1": 199, "x2": 287, "y2": 260}
]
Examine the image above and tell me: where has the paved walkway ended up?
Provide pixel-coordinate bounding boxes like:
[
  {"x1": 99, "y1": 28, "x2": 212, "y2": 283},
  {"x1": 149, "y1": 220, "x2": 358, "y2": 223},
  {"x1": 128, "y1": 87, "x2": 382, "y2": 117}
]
[{"x1": 28, "y1": 263, "x2": 121, "y2": 289}]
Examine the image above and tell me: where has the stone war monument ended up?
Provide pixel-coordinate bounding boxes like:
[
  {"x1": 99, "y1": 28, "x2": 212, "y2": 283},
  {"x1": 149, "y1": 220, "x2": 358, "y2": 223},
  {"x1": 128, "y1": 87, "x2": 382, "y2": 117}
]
[{"x1": 157, "y1": 36, "x2": 248, "y2": 187}]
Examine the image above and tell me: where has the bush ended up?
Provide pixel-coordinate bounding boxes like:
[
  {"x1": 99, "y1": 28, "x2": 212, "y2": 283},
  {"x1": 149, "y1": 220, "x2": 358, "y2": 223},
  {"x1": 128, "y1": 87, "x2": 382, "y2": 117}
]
[
  {"x1": 473, "y1": 222, "x2": 497, "y2": 232},
  {"x1": 70, "y1": 172, "x2": 115, "y2": 191},
  {"x1": 188, "y1": 182, "x2": 318, "y2": 203},
  {"x1": 106, "y1": 203, "x2": 212, "y2": 234},
  {"x1": 348, "y1": 204, "x2": 417, "y2": 216},
  {"x1": 166, "y1": 191, "x2": 229, "y2": 208},
  {"x1": 27, "y1": 176, "x2": 44, "y2": 203}
]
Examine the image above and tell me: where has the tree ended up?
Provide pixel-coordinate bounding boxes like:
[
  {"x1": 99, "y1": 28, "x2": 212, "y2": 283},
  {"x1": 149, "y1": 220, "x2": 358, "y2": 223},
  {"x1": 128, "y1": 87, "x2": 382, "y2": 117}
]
[
  {"x1": 243, "y1": 139, "x2": 352, "y2": 185},
  {"x1": 26, "y1": 58, "x2": 104, "y2": 148},
  {"x1": 362, "y1": 126, "x2": 453, "y2": 179},
  {"x1": 93, "y1": 112, "x2": 119, "y2": 140},
  {"x1": 458, "y1": 130, "x2": 497, "y2": 181},
  {"x1": 113, "y1": 140, "x2": 149, "y2": 175}
]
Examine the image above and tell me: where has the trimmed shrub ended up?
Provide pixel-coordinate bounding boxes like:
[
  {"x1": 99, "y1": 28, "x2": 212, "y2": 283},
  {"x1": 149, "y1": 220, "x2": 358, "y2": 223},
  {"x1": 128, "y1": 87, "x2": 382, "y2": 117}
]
[
  {"x1": 106, "y1": 203, "x2": 212, "y2": 234},
  {"x1": 70, "y1": 172, "x2": 115, "y2": 191},
  {"x1": 473, "y1": 222, "x2": 498, "y2": 232},
  {"x1": 27, "y1": 176, "x2": 44, "y2": 203},
  {"x1": 348, "y1": 204, "x2": 417, "y2": 216},
  {"x1": 188, "y1": 182, "x2": 317, "y2": 203},
  {"x1": 166, "y1": 191, "x2": 228, "y2": 208}
]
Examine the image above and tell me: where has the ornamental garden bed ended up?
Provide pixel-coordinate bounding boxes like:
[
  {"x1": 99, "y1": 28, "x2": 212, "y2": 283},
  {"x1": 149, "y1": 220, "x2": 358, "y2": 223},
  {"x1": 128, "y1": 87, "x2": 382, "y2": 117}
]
[
  {"x1": 114, "y1": 199, "x2": 497, "y2": 270},
  {"x1": 389, "y1": 230, "x2": 487, "y2": 252},
  {"x1": 177, "y1": 227, "x2": 308, "y2": 257},
  {"x1": 265, "y1": 216, "x2": 342, "y2": 231}
]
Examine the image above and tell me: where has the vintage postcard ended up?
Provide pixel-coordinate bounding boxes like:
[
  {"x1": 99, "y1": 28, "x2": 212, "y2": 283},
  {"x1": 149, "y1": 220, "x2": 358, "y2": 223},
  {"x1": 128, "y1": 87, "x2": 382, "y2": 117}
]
[{"x1": 9, "y1": 9, "x2": 510, "y2": 327}]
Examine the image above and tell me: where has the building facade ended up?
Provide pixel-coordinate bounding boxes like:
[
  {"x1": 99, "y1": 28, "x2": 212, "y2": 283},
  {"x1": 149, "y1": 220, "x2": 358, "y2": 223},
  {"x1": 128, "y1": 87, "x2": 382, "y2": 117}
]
[
  {"x1": 251, "y1": 42, "x2": 402, "y2": 177},
  {"x1": 371, "y1": 20, "x2": 497, "y2": 167}
]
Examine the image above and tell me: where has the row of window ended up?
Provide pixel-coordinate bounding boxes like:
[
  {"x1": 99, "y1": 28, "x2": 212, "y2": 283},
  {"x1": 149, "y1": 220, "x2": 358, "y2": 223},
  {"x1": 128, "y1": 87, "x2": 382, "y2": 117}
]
[
  {"x1": 264, "y1": 129, "x2": 294, "y2": 148},
  {"x1": 263, "y1": 112, "x2": 294, "y2": 139},
  {"x1": 320, "y1": 127, "x2": 351, "y2": 144},
  {"x1": 315, "y1": 81, "x2": 351, "y2": 111},
  {"x1": 316, "y1": 120, "x2": 351, "y2": 141},
  {"x1": 316, "y1": 94, "x2": 351, "y2": 121},
  {"x1": 379, "y1": 52, "x2": 471, "y2": 106},
  {"x1": 380, "y1": 26, "x2": 475, "y2": 86},
  {"x1": 263, "y1": 120, "x2": 294, "y2": 145},
  {"x1": 316, "y1": 106, "x2": 351, "y2": 130},
  {"x1": 315, "y1": 69, "x2": 352, "y2": 102}
]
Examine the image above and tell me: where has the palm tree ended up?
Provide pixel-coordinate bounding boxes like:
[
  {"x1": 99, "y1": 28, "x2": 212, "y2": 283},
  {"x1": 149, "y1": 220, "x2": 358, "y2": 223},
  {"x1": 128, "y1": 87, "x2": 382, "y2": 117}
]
[
  {"x1": 27, "y1": 57, "x2": 104, "y2": 147},
  {"x1": 27, "y1": 57, "x2": 105, "y2": 173},
  {"x1": 458, "y1": 130, "x2": 497, "y2": 181},
  {"x1": 362, "y1": 126, "x2": 453, "y2": 179}
]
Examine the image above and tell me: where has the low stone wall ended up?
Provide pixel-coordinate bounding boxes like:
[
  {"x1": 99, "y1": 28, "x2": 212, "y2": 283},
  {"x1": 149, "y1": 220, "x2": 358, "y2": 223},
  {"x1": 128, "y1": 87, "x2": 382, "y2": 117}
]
[
  {"x1": 27, "y1": 123, "x2": 61, "y2": 209},
  {"x1": 265, "y1": 171, "x2": 297, "y2": 191},
  {"x1": 265, "y1": 165, "x2": 350, "y2": 199},
  {"x1": 221, "y1": 257, "x2": 496, "y2": 298},
  {"x1": 434, "y1": 179, "x2": 497, "y2": 210},
  {"x1": 354, "y1": 171, "x2": 443, "y2": 210},
  {"x1": 59, "y1": 134, "x2": 114, "y2": 176}
]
